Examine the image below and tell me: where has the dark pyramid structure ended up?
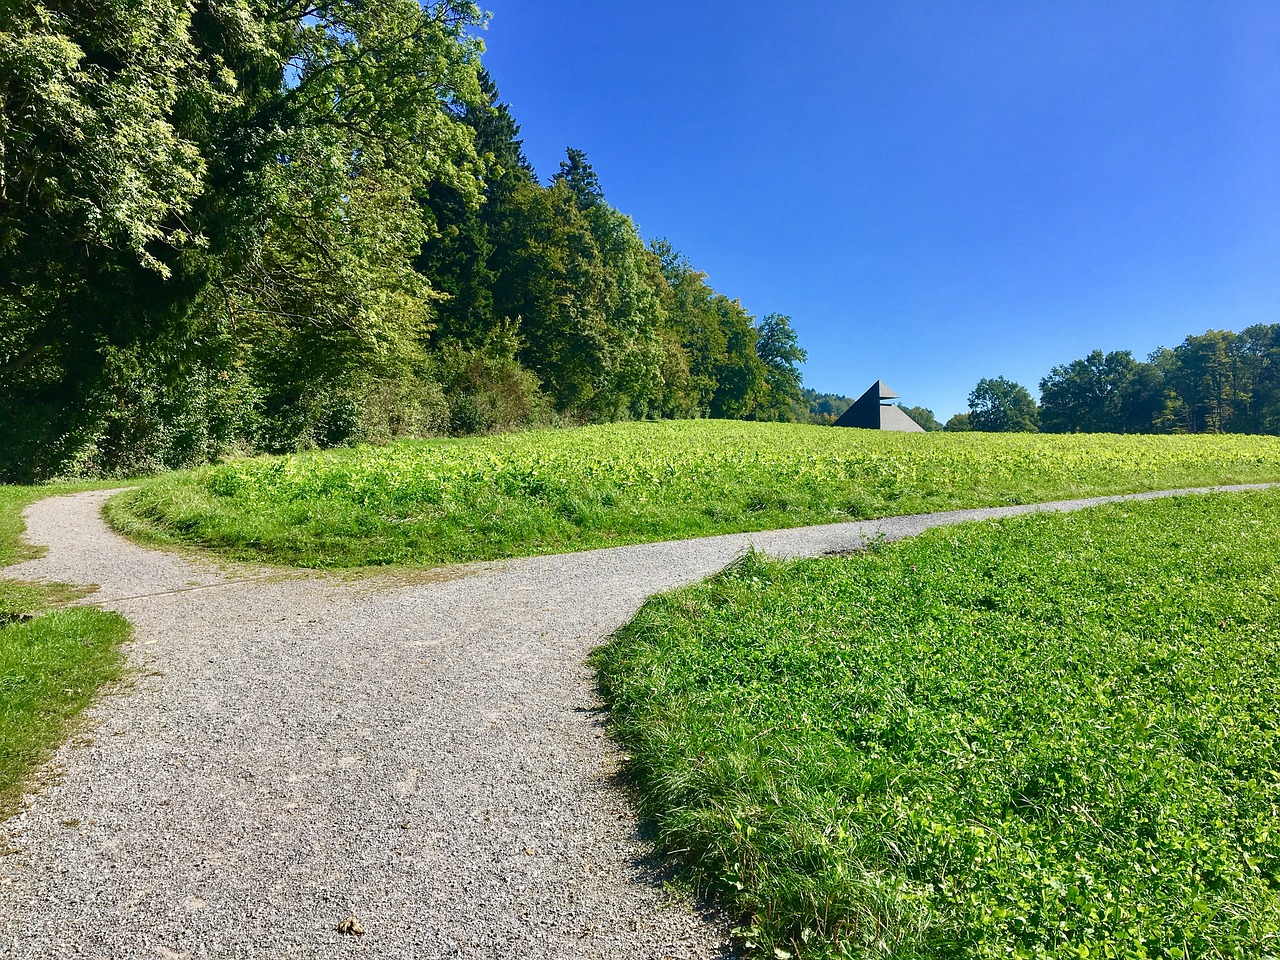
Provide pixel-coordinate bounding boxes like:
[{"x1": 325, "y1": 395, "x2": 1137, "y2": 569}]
[{"x1": 834, "y1": 380, "x2": 925, "y2": 432}]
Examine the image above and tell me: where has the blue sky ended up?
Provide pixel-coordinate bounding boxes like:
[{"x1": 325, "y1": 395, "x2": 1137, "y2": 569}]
[{"x1": 475, "y1": 2, "x2": 1280, "y2": 419}]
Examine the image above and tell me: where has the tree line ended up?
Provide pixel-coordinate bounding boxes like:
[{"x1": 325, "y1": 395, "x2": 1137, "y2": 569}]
[
  {"x1": 948, "y1": 325, "x2": 1280, "y2": 434},
  {"x1": 0, "y1": 0, "x2": 807, "y2": 482}
]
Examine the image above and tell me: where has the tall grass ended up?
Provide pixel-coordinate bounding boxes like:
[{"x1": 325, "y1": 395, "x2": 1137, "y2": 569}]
[{"x1": 109, "y1": 421, "x2": 1280, "y2": 567}]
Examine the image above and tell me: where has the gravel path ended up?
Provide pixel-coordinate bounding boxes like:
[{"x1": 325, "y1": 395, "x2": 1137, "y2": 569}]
[{"x1": 1, "y1": 483, "x2": 1275, "y2": 959}]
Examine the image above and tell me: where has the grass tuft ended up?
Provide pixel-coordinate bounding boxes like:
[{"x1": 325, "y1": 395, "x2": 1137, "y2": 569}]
[
  {"x1": 0, "y1": 610, "x2": 130, "y2": 805},
  {"x1": 0, "y1": 484, "x2": 129, "y2": 815},
  {"x1": 594, "y1": 490, "x2": 1280, "y2": 958}
]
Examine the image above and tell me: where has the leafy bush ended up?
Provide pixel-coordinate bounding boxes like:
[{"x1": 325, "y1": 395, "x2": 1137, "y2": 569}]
[
  {"x1": 0, "y1": 336, "x2": 259, "y2": 482},
  {"x1": 354, "y1": 375, "x2": 451, "y2": 445},
  {"x1": 435, "y1": 334, "x2": 549, "y2": 436}
]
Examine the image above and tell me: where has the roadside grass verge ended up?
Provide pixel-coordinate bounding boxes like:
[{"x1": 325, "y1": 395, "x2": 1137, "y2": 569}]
[
  {"x1": 0, "y1": 485, "x2": 129, "y2": 815},
  {"x1": 108, "y1": 420, "x2": 1280, "y2": 567},
  {"x1": 593, "y1": 489, "x2": 1280, "y2": 959}
]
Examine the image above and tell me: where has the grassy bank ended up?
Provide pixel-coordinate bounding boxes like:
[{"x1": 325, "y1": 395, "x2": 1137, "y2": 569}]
[
  {"x1": 0, "y1": 486, "x2": 129, "y2": 815},
  {"x1": 594, "y1": 490, "x2": 1280, "y2": 959},
  {"x1": 109, "y1": 421, "x2": 1280, "y2": 567}
]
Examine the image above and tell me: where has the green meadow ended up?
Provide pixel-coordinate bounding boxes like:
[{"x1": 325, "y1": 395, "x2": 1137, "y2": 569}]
[
  {"x1": 6, "y1": 423, "x2": 1280, "y2": 959},
  {"x1": 108, "y1": 420, "x2": 1280, "y2": 567},
  {"x1": 595, "y1": 489, "x2": 1280, "y2": 959}
]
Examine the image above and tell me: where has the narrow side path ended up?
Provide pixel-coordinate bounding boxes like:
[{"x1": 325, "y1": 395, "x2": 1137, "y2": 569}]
[{"x1": 0, "y1": 484, "x2": 1274, "y2": 959}]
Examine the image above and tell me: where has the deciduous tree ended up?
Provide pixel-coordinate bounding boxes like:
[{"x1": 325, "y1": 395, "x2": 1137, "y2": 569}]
[
  {"x1": 754, "y1": 314, "x2": 807, "y2": 421},
  {"x1": 968, "y1": 377, "x2": 1039, "y2": 432}
]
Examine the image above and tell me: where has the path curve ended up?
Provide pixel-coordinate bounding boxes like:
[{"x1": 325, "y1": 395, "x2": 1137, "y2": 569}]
[{"x1": 1, "y1": 484, "x2": 1275, "y2": 959}]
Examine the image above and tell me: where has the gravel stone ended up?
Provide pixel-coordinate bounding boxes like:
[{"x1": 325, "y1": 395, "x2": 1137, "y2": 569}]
[{"x1": 0, "y1": 484, "x2": 1273, "y2": 958}]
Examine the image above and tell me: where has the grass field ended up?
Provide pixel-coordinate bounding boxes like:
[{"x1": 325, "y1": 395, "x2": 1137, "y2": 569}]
[
  {"x1": 0, "y1": 485, "x2": 129, "y2": 815},
  {"x1": 594, "y1": 490, "x2": 1280, "y2": 959},
  {"x1": 108, "y1": 421, "x2": 1280, "y2": 567}
]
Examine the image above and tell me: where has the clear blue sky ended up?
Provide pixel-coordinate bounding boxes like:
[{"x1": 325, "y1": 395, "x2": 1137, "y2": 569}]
[{"x1": 474, "y1": 2, "x2": 1280, "y2": 420}]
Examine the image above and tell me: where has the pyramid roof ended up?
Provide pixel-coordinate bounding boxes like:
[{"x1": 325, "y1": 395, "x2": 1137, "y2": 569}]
[
  {"x1": 833, "y1": 381, "x2": 924, "y2": 432},
  {"x1": 861, "y1": 380, "x2": 899, "y2": 402}
]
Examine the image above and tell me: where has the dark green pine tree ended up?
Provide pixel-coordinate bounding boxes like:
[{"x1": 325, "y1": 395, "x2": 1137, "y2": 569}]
[
  {"x1": 551, "y1": 147, "x2": 605, "y2": 210},
  {"x1": 416, "y1": 69, "x2": 535, "y2": 347},
  {"x1": 470, "y1": 69, "x2": 538, "y2": 193}
]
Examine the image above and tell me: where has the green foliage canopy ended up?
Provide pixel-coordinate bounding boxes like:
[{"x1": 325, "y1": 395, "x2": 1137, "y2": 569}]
[
  {"x1": 754, "y1": 313, "x2": 808, "y2": 421},
  {"x1": 1036, "y1": 325, "x2": 1280, "y2": 436},
  {"x1": 898, "y1": 403, "x2": 941, "y2": 431},
  {"x1": 0, "y1": 0, "x2": 491, "y2": 477},
  {"x1": 968, "y1": 376, "x2": 1039, "y2": 432},
  {"x1": 0, "y1": 2, "x2": 809, "y2": 481}
]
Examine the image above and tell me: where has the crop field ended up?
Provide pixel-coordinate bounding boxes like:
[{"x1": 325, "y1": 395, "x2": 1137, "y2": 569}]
[
  {"x1": 594, "y1": 489, "x2": 1280, "y2": 959},
  {"x1": 110, "y1": 421, "x2": 1280, "y2": 567}
]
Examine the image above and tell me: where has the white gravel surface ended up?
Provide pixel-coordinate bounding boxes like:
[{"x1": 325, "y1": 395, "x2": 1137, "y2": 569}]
[{"x1": 1, "y1": 483, "x2": 1275, "y2": 959}]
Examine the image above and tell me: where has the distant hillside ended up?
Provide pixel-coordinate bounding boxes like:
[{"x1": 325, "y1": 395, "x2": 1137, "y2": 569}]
[{"x1": 801, "y1": 388, "x2": 854, "y2": 424}]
